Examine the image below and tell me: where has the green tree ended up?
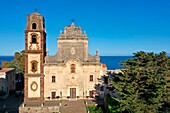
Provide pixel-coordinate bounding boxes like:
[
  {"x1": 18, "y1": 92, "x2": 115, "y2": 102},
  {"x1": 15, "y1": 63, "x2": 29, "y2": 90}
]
[
  {"x1": 87, "y1": 105, "x2": 103, "y2": 113},
  {"x1": 106, "y1": 94, "x2": 120, "y2": 113},
  {"x1": 2, "y1": 50, "x2": 25, "y2": 75},
  {"x1": 109, "y1": 51, "x2": 170, "y2": 113}
]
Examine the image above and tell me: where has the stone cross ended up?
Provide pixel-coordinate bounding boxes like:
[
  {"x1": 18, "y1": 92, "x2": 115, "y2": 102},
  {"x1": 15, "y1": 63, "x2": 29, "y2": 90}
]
[{"x1": 71, "y1": 18, "x2": 76, "y2": 23}]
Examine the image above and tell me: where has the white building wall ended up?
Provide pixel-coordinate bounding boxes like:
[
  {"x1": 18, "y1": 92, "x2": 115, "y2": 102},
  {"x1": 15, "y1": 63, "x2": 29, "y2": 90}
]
[{"x1": 0, "y1": 68, "x2": 16, "y2": 99}]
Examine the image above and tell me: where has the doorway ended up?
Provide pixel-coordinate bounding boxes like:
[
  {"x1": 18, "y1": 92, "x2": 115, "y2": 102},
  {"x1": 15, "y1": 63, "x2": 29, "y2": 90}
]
[
  {"x1": 51, "y1": 92, "x2": 56, "y2": 99},
  {"x1": 70, "y1": 88, "x2": 76, "y2": 98}
]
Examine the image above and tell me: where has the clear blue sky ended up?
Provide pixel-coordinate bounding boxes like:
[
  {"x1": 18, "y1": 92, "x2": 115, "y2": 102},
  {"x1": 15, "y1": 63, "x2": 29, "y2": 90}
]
[{"x1": 0, "y1": 0, "x2": 170, "y2": 56}]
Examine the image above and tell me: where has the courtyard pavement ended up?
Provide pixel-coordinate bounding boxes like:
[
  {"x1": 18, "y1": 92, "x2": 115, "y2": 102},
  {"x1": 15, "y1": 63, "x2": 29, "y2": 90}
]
[{"x1": 61, "y1": 100, "x2": 87, "y2": 113}]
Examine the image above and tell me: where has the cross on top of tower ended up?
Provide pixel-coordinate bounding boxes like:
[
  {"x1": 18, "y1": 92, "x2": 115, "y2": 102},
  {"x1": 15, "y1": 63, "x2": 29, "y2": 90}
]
[
  {"x1": 71, "y1": 18, "x2": 76, "y2": 23},
  {"x1": 35, "y1": 9, "x2": 38, "y2": 12}
]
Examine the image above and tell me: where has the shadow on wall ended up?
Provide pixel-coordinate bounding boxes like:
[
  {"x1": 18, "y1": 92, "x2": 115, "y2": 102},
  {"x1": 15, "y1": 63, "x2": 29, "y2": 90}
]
[{"x1": 0, "y1": 77, "x2": 24, "y2": 113}]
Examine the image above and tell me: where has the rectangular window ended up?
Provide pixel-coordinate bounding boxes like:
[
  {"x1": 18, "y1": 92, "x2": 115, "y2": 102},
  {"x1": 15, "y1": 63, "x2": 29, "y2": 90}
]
[
  {"x1": 89, "y1": 90, "x2": 94, "y2": 98},
  {"x1": 90, "y1": 75, "x2": 93, "y2": 82},
  {"x1": 52, "y1": 76, "x2": 56, "y2": 83}
]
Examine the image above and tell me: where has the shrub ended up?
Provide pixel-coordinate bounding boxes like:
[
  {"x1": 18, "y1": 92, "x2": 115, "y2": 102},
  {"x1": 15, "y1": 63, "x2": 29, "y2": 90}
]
[
  {"x1": 87, "y1": 105, "x2": 103, "y2": 113},
  {"x1": 56, "y1": 96, "x2": 60, "y2": 99},
  {"x1": 47, "y1": 97, "x2": 51, "y2": 99},
  {"x1": 67, "y1": 96, "x2": 70, "y2": 99}
]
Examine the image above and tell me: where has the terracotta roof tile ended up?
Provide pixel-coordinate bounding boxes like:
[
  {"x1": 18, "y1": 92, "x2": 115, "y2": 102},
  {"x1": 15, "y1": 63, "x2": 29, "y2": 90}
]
[
  {"x1": 102, "y1": 64, "x2": 107, "y2": 68},
  {"x1": 0, "y1": 68, "x2": 15, "y2": 73}
]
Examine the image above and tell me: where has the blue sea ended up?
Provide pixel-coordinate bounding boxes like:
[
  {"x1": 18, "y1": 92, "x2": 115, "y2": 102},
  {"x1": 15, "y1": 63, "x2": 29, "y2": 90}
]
[
  {"x1": 0, "y1": 56, "x2": 14, "y2": 64},
  {"x1": 100, "y1": 56, "x2": 132, "y2": 70},
  {"x1": 0, "y1": 56, "x2": 132, "y2": 70}
]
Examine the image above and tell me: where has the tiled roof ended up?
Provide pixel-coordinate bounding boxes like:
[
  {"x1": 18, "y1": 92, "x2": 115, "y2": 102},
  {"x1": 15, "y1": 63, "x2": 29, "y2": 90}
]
[
  {"x1": 0, "y1": 68, "x2": 15, "y2": 73},
  {"x1": 102, "y1": 64, "x2": 107, "y2": 68}
]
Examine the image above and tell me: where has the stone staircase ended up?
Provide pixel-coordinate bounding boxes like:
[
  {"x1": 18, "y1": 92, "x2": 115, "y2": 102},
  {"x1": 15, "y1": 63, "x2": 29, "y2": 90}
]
[{"x1": 61, "y1": 100, "x2": 86, "y2": 113}]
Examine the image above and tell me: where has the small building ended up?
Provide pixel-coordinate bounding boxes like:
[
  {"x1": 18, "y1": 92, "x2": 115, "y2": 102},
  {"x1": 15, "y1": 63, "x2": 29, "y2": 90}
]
[{"x1": 0, "y1": 66, "x2": 16, "y2": 99}]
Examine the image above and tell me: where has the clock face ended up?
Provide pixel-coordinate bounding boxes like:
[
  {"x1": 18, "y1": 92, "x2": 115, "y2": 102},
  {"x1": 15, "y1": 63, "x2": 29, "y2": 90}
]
[{"x1": 30, "y1": 81, "x2": 38, "y2": 91}]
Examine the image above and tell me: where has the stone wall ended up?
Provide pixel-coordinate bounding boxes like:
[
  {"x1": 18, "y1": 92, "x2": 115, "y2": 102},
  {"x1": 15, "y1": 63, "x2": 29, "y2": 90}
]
[
  {"x1": 19, "y1": 105, "x2": 60, "y2": 113},
  {"x1": 44, "y1": 59, "x2": 106, "y2": 99}
]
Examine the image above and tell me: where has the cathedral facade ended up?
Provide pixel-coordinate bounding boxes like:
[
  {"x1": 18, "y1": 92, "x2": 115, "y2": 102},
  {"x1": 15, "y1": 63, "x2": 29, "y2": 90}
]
[{"x1": 24, "y1": 12, "x2": 107, "y2": 102}]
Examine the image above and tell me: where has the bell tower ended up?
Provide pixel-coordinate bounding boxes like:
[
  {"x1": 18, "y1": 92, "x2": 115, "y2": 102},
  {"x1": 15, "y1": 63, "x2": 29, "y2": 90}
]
[{"x1": 24, "y1": 12, "x2": 46, "y2": 102}]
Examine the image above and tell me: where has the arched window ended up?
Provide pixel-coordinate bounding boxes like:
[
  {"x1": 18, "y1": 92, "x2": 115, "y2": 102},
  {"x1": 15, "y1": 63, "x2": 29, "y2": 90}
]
[
  {"x1": 90, "y1": 75, "x2": 93, "y2": 81},
  {"x1": 52, "y1": 76, "x2": 56, "y2": 83},
  {"x1": 32, "y1": 23, "x2": 37, "y2": 29},
  {"x1": 32, "y1": 35, "x2": 37, "y2": 43},
  {"x1": 31, "y1": 60, "x2": 38, "y2": 72},
  {"x1": 71, "y1": 64, "x2": 75, "y2": 73}
]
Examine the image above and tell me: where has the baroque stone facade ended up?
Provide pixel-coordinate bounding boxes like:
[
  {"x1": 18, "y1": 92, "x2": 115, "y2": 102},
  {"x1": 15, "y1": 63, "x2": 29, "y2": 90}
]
[{"x1": 24, "y1": 12, "x2": 107, "y2": 102}]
